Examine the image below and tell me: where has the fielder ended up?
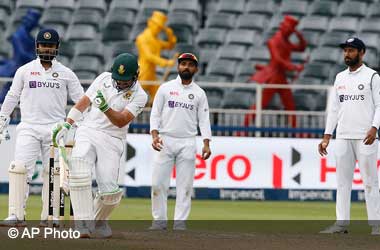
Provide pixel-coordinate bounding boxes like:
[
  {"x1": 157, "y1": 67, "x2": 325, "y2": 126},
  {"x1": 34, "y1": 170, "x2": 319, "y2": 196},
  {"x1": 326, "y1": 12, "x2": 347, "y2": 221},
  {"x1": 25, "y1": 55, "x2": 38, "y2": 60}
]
[
  {"x1": 319, "y1": 37, "x2": 380, "y2": 234},
  {"x1": 0, "y1": 28, "x2": 84, "y2": 226},
  {"x1": 150, "y1": 53, "x2": 212, "y2": 230},
  {"x1": 52, "y1": 53, "x2": 148, "y2": 238}
]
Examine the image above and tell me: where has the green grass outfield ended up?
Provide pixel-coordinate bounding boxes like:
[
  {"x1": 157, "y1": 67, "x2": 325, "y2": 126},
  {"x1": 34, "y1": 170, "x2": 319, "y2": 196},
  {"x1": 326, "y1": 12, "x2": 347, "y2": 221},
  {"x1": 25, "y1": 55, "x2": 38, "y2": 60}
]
[{"x1": 0, "y1": 194, "x2": 368, "y2": 220}]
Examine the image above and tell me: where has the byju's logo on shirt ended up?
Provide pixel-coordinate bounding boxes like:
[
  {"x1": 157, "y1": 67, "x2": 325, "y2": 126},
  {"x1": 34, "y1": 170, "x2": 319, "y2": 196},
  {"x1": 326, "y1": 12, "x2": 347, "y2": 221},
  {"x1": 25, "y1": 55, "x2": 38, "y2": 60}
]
[
  {"x1": 168, "y1": 100, "x2": 194, "y2": 110},
  {"x1": 339, "y1": 94, "x2": 364, "y2": 102},
  {"x1": 29, "y1": 81, "x2": 60, "y2": 89}
]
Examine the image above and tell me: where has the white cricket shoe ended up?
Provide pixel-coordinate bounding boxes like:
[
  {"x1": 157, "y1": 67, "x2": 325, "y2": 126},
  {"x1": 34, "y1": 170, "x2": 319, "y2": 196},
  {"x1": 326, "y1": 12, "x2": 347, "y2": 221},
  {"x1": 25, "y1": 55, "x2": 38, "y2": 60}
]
[
  {"x1": 173, "y1": 221, "x2": 186, "y2": 231},
  {"x1": 93, "y1": 221, "x2": 112, "y2": 238},
  {"x1": 148, "y1": 221, "x2": 167, "y2": 231},
  {"x1": 319, "y1": 223, "x2": 348, "y2": 234},
  {"x1": 371, "y1": 225, "x2": 380, "y2": 235},
  {"x1": 0, "y1": 214, "x2": 26, "y2": 227}
]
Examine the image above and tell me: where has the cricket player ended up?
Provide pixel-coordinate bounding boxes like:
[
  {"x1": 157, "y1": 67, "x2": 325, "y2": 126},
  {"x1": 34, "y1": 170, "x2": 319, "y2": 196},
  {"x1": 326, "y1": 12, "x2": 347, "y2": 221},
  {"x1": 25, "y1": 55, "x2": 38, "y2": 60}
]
[
  {"x1": 149, "y1": 53, "x2": 212, "y2": 230},
  {"x1": 52, "y1": 53, "x2": 148, "y2": 238},
  {"x1": 0, "y1": 28, "x2": 84, "y2": 226},
  {"x1": 319, "y1": 37, "x2": 380, "y2": 234}
]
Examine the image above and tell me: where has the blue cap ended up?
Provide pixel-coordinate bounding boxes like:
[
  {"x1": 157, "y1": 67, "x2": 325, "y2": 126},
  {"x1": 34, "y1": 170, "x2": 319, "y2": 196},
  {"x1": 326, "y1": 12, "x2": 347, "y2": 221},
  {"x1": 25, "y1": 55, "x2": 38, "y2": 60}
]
[
  {"x1": 339, "y1": 37, "x2": 366, "y2": 52},
  {"x1": 36, "y1": 28, "x2": 60, "y2": 44}
]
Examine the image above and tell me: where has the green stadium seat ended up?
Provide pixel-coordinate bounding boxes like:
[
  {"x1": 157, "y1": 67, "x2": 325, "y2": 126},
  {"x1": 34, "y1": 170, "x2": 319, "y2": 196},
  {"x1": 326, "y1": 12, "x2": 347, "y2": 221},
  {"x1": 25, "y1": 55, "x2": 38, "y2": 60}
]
[
  {"x1": 168, "y1": 12, "x2": 198, "y2": 33},
  {"x1": 340, "y1": 1, "x2": 367, "y2": 18},
  {"x1": 207, "y1": 95, "x2": 223, "y2": 109},
  {"x1": 110, "y1": 41, "x2": 137, "y2": 58},
  {"x1": 369, "y1": 3, "x2": 380, "y2": 18},
  {"x1": 234, "y1": 61, "x2": 255, "y2": 82},
  {"x1": 58, "y1": 41, "x2": 76, "y2": 60},
  {"x1": 170, "y1": 0, "x2": 201, "y2": 19},
  {"x1": 0, "y1": 9, "x2": 8, "y2": 30},
  {"x1": 216, "y1": 0, "x2": 246, "y2": 15},
  {"x1": 293, "y1": 77, "x2": 322, "y2": 85},
  {"x1": 246, "y1": 0, "x2": 276, "y2": 17},
  {"x1": 77, "y1": 0, "x2": 107, "y2": 15},
  {"x1": 141, "y1": 0, "x2": 169, "y2": 15},
  {"x1": 301, "y1": 31, "x2": 321, "y2": 48},
  {"x1": 110, "y1": 0, "x2": 140, "y2": 15},
  {"x1": 310, "y1": 1, "x2": 338, "y2": 17},
  {"x1": 102, "y1": 25, "x2": 130, "y2": 42},
  {"x1": 358, "y1": 33, "x2": 379, "y2": 53}
]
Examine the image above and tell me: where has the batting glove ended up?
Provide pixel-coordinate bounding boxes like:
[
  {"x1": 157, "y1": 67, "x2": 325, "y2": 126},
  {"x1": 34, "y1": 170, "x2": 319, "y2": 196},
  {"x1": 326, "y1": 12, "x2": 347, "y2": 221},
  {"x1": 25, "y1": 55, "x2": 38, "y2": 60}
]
[
  {"x1": 52, "y1": 122, "x2": 71, "y2": 148},
  {"x1": 93, "y1": 90, "x2": 110, "y2": 112}
]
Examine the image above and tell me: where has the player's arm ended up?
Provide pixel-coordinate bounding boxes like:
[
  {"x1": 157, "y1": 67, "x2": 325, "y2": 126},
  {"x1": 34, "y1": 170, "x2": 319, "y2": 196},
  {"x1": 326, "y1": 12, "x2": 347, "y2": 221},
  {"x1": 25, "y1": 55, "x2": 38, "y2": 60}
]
[
  {"x1": 198, "y1": 92, "x2": 212, "y2": 160},
  {"x1": 150, "y1": 87, "x2": 164, "y2": 151},
  {"x1": 67, "y1": 70, "x2": 85, "y2": 104},
  {"x1": 364, "y1": 73, "x2": 380, "y2": 145}
]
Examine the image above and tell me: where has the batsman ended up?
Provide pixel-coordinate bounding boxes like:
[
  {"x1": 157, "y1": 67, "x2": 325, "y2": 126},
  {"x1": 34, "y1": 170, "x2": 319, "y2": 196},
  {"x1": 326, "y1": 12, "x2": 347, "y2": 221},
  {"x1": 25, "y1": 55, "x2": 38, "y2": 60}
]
[{"x1": 52, "y1": 53, "x2": 148, "y2": 238}]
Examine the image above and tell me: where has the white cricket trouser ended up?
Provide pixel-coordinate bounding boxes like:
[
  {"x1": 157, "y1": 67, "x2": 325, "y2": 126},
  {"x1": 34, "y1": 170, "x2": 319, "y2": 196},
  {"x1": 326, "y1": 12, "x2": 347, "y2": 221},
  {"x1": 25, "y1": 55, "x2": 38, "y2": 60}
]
[
  {"x1": 151, "y1": 135, "x2": 196, "y2": 222},
  {"x1": 14, "y1": 122, "x2": 57, "y2": 219},
  {"x1": 335, "y1": 139, "x2": 380, "y2": 226},
  {"x1": 71, "y1": 126, "x2": 124, "y2": 193}
]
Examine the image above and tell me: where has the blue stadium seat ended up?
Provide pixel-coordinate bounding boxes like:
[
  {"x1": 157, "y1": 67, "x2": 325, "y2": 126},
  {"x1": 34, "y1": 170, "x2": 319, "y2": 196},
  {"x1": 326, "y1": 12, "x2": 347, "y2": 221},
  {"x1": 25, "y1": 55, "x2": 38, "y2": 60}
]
[
  {"x1": 236, "y1": 14, "x2": 268, "y2": 32},
  {"x1": 216, "y1": 0, "x2": 245, "y2": 15}
]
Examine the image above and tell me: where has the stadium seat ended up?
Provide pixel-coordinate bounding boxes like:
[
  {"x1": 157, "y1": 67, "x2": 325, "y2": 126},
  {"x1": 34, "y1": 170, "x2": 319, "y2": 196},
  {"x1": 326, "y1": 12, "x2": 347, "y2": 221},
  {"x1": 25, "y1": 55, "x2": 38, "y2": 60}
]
[
  {"x1": 301, "y1": 31, "x2": 321, "y2": 48},
  {"x1": 330, "y1": 17, "x2": 359, "y2": 34},
  {"x1": 110, "y1": 41, "x2": 138, "y2": 58},
  {"x1": 75, "y1": 41, "x2": 105, "y2": 63},
  {"x1": 369, "y1": 2, "x2": 380, "y2": 18},
  {"x1": 361, "y1": 18, "x2": 380, "y2": 34},
  {"x1": 363, "y1": 52, "x2": 378, "y2": 68},
  {"x1": 339, "y1": 1, "x2": 367, "y2": 18},
  {"x1": 198, "y1": 48, "x2": 218, "y2": 67},
  {"x1": 0, "y1": 39, "x2": 10, "y2": 59},
  {"x1": 46, "y1": 0, "x2": 75, "y2": 12},
  {"x1": 170, "y1": 0, "x2": 200, "y2": 19},
  {"x1": 246, "y1": 0, "x2": 276, "y2": 17},
  {"x1": 236, "y1": 14, "x2": 267, "y2": 32},
  {"x1": 11, "y1": 8, "x2": 30, "y2": 26},
  {"x1": 105, "y1": 9, "x2": 136, "y2": 30},
  {"x1": 197, "y1": 28, "x2": 226, "y2": 48},
  {"x1": 206, "y1": 59, "x2": 237, "y2": 80},
  {"x1": 170, "y1": 27, "x2": 193, "y2": 44},
  {"x1": 301, "y1": 62, "x2": 331, "y2": 80},
  {"x1": 102, "y1": 25, "x2": 131, "y2": 43},
  {"x1": 58, "y1": 41, "x2": 76, "y2": 60},
  {"x1": 205, "y1": 13, "x2": 236, "y2": 30},
  {"x1": 0, "y1": 0, "x2": 11, "y2": 14},
  {"x1": 197, "y1": 75, "x2": 228, "y2": 85},
  {"x1": 77, "y1": 0, "x2": 107, "y2": 15},
  {"x1": 234, "y1": 61, "x2": 255, "y2": 82},
  {"x1": 171, "y1": 43, "x2": 198, "y2": 56},
  {"x1": 293, "y1": 90, "x2": 320, "y2": 111},
  {"x1": 293, "y1": 77, "x2": 322, "y2": 85},
  {"x1": 67, "y1": 25, "x2": 97, "y2": 41},
  {"x1": 309, "y1": 1, "x2": 338, "y2": 17},
  {"x1": 291, "y1": 52, "x2": 309, "y2": 64},
  {"x1": 216, "y1": 0, "x2": 245, "y2": 15},
  {"x1": 358, "y1": 33, "x2": 379, "y2": 54},
  {"x1": 279, "y1": 0, "x2": 308, "y2": 18},
  {"x1": 320, "y1": 31, "x2": 351, "y2": 48},
  {"x1": 222, "y1": 90, "x2": 252, "y2": 109},
  {"x1": 41, "y1": 9, "x2": 72, "y2": 27},
  {"x1": 72, "y1": 9, "x2": 103, "y2": 31},
  {"x1": 0, "y1": 8, "x2": 7, "y2": 30},
  {"x1": 141, "y1": 0, "x2": 169, "y2": 15},
  {"x1": 75, "y1": 71, "x2": 98, "y2": 80},
  {"x1": 168, "y1": 11, "x2": 198, "y2": 33},
  {"x1": 43, "y1": 24, "x2": 66, "y2": 38},
  {"x1": 247, "y1": 46, "x2": 270, "y2": 63},
  {"x1": 299, "y1": 16, "x2": 329, "y2": 33},
  {"x1": 72, "y1": 56, "x2": 102, "y2": 75},
  {"x1": 310, "y1": 47, "x2": 340, "y2": 65},
  {"x1": 207, "y1": 95, "x2": 223, "y2": 109},
  {"x1": 217, "y1": 44, "x2": 246, "y2": 62},
  {"x1": 16, "y1": 0, "x2": 45, "y2": 11},
  {"x1": 225, "y1": 29, "x2": 255, "y2": 47},
  {"x1": 109, "y1": 0, "x2": 140, "y2": 14}
]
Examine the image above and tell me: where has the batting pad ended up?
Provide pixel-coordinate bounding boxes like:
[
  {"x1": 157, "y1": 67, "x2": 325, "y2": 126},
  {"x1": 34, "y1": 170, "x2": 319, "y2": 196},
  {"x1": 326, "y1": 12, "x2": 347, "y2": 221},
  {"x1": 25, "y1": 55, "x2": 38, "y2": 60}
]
[
  {"x1": 69, "y1": 157, "x2": 93, "y2": 220},
  {"x1": 8, "y1": 161, "x2": 27, "y2": 220},
  {"x1": 94, "y1": 189, "x2": 123, "y2": 220}
]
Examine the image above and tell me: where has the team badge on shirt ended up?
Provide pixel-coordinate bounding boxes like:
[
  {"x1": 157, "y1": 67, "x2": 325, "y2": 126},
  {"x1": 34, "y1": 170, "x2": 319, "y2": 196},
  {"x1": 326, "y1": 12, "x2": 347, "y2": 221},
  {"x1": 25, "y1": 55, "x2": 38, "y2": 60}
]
[
  {"x1": 123, "y1": 90, "x2": 133, "y2": 100},
  {"x1": 52, "y1": 72, "x2": 59, "y2": 78},
  {"x1": 358, "y1": 84, "x2": 364, "y2": 90},
  {"x1": 118, "y1": 65, "x2": 125, "y2": 75},
  {"x1": 188, "y1": 94, "x2": 194, "y2": 100}
]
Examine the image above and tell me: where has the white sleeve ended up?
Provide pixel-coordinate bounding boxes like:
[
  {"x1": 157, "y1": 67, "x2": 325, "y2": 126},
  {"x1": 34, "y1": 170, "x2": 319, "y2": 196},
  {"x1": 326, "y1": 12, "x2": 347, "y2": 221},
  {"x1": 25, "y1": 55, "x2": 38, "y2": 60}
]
[
  {"x1": 371, "y1": 73, "x2": 380, "y2": 128},
  {"x1": 324, "y1": 84, "x2": 339, "y2": 135},
  {"x1": 125, "y1": 89, "x2": 148, "y2": 117},
  {"x1": 0, "y1": 67, "x2": 25, "y2": 117},
  {"x1": 67, "y1": 70, "x2": 84, "y2": 103},
  {"x1": 84, "y1": 73, "x2": 107, "y2": 101},
  {"x1": 149, "y1": 86, "x2": 164, "y2": 132},
  {"x1": 197, "y1": 91, "x2": 212, "y2": 140}
]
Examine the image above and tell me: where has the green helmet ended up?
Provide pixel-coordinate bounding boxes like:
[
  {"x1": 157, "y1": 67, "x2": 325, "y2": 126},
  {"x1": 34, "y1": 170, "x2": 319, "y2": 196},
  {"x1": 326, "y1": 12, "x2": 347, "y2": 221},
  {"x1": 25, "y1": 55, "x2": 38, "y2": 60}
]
[{"x1": 111, "y1": 53, "x2": 139, "y2": 81}]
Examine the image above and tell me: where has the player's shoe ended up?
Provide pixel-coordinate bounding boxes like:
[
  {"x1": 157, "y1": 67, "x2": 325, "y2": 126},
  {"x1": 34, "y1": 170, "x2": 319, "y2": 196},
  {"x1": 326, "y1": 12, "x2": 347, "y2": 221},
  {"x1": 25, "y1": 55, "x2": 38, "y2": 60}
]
[
  {"x1": 319, "y1": 223, "x2": 348, "y2": 234},
  {"x1": 74, "y1": 221, "x2": 93, "y2": 238},
  {"x1": 173, "y1": 221, "x2": 186, "y2": 231},
  {"x1": 38, "y1": 218, "x2": 60, "y2": 228},
  {"x1": 371, "y1": 225, "x2": 380, "y2": 235},
  {"x1": 93, "y1": 221, "x2": 112, "y2": 238},
  {"x1": 0, "y1": 214, "x2": 27, "y2": 227},
  {"x1": 148, "y1": 221, "x2": 167, "y2": 231}
]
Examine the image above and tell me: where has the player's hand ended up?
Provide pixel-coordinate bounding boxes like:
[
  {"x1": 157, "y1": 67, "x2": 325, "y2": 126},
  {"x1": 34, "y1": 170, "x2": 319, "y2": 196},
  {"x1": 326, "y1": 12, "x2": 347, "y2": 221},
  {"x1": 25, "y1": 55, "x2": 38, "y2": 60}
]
[
  {"x1": 52, "y1": 122, "x2": 71, "y2": 148},
  {"x1": 202, "y1": 145, "x2": 211, "y2": 160},
  {"x1": 93, "y1": 90, "x2": 109, "y2": 112},
  {"x1": 318, "y1": 139, "x2": 329, "y2": 157},
  {"x1": 152, "y1": 136, "x2": 163, "y2": 151},
  {"x1": 363, "y1": 127, "x2": 378, "y2": 145}
]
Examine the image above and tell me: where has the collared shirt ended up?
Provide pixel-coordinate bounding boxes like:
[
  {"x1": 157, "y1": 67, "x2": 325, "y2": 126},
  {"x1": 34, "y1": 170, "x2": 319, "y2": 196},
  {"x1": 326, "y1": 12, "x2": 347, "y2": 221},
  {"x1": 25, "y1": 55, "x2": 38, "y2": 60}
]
[
  {"x1": 83, "y1": 72, "x2": 148, "y2": 139},
  {"x1": 325, "y1": 64, "x2": 380, "y2": 139},
  {"x1": 150, "y1": 75, "x2": 212, "y2": 140},
  {"x1": 0, "y1": 58, "x2": 84, "y2": 124}
]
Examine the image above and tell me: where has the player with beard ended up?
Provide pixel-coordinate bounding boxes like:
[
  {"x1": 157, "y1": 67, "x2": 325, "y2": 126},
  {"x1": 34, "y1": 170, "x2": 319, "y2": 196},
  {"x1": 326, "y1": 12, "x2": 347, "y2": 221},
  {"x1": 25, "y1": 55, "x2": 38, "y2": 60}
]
[
  {"x1": 0, "y1": 28, "x2": 84, "y2": 226},
  {"x1": 319, "y1": 38, "x2": 380, "y2": 234},
  {"x1": 149, "y1": 53, "x2": 212, "y2": 230}
]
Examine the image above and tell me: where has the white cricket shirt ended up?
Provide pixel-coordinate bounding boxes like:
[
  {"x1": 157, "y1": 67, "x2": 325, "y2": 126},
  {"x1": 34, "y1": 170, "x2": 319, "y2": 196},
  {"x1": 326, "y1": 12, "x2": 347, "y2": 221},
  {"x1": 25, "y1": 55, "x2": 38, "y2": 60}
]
[
  {"x1": 0, "y1": 58, "x2": 84, "y2": 124},
  {"x1": 150, "y1": 75, "x2": 212, "y2": 140},
  {"x1": 325, "y1": 64, "x2": 380, "y2": 139},
  {"x1": 83, "y1": 72, "x2": 148, "y2": 139}
]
